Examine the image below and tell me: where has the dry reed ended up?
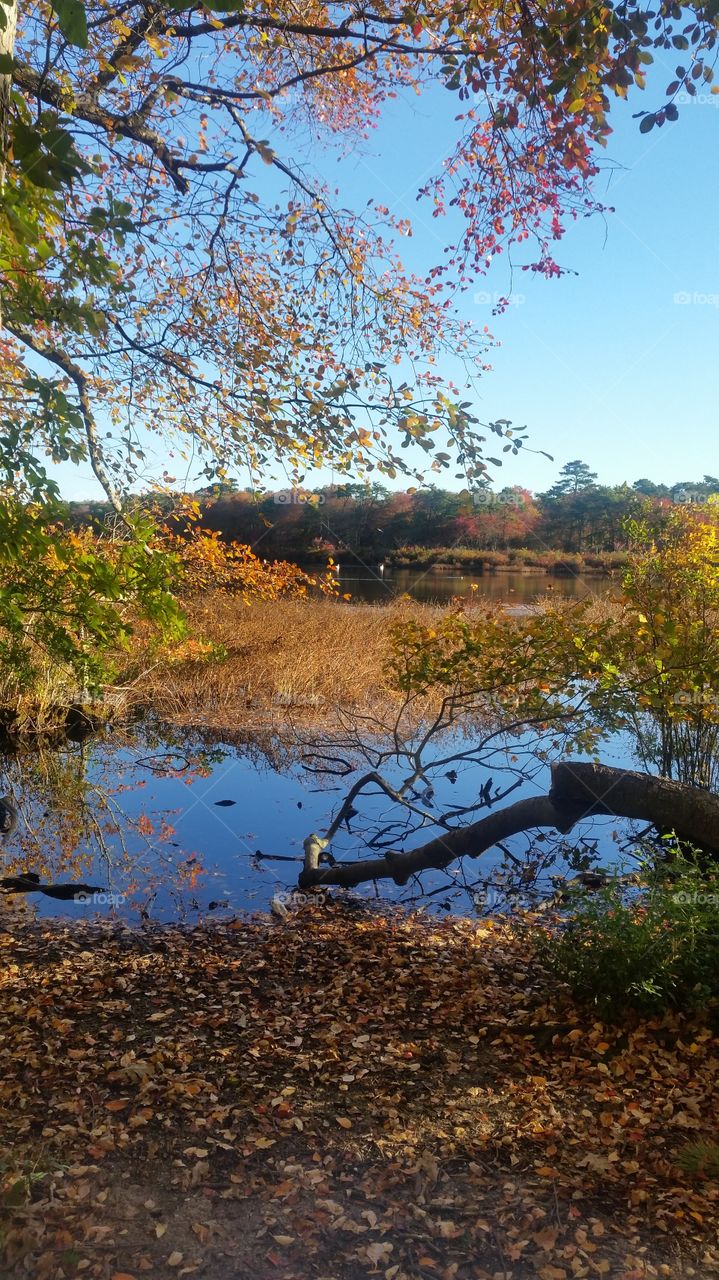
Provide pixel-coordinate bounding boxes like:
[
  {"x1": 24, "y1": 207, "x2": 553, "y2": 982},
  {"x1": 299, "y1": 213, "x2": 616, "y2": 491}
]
[{"x1": 129, "y1": 596, "x2": 440, "y2": 730}]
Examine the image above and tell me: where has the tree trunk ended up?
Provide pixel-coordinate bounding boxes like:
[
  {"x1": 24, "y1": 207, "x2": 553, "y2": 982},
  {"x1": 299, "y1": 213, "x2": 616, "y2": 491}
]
[
  {"x1": 299, "y1": 761, "x2": 719, "y2": 890},
  {"x1": 0, "y1": 0, "x2": 17, "y2": 189},
  {"x1": 0, "y1": 0, "x2": 17, "y2": 330}
]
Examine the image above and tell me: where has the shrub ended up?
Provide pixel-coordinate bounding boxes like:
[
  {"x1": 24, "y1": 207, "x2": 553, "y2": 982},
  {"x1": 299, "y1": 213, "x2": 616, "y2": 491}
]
[
  {"x1": 583, "y1": 551, "x2": 629, "y2": 571},
  {"x1": 549, "y1": 556, "x2": 584, "y2": 576},
  {"x1": 540, "y1": 853, "x2": 719, "y2": 1016}
]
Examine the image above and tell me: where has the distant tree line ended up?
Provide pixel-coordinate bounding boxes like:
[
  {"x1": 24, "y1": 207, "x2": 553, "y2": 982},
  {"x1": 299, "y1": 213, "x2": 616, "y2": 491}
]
[{"x1": 67, "y1": 464, "x2": 719, "y2": 561}]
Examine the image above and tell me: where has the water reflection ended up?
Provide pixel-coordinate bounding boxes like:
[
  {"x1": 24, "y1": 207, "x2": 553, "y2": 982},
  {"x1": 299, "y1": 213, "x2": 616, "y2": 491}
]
[
  {"x1": 0, "y1": 717, "x2": 650, "y2": 923},
  {"x1": 632, "y1": 710, "x2": 719, "y2": 792},
  {"x1": 328, "y1": 566, "x2": 614, "y2": 605}
]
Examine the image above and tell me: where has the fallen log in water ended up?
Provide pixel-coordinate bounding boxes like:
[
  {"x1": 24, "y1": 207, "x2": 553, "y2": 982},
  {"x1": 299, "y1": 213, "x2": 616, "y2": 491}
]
[{"x1": 299, "y1": 761, "x2": 719, "y2": 890}]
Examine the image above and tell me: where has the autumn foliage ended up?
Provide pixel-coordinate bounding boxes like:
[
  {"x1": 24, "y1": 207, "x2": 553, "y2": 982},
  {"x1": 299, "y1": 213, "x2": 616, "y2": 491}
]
[
  {"x1": 5, "y1": 0, "x2": 719, "y2": 495},
  {"x1": 162, "y1": 523, "x2": 341, "y2": 602},
  {"x1": 3, "y1": 0, "x2": 719, "y2": 672}
]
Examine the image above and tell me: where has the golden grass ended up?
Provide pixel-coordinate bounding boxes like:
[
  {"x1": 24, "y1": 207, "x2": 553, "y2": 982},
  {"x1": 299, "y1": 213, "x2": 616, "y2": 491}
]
[
  {"x1": 0, "y1": 591, "x2": 626, "y2": 740},
  {"x1": 130, "y1": 595, "x2": 439, "y2": 729},
  {"x1": 128, "y1": 591, "x2": 630, "y2": 733}
]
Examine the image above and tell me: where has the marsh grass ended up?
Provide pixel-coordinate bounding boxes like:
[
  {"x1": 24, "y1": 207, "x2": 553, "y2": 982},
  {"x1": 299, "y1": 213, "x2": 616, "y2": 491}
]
[
  {"x1": 386, "y1": 545, "x2": 628, "y2": 573},
  {"x1": 129, "y1": 595, "x2": 444, "y2": 729},
  {"x1": 0, "y1": 591, "x2": 623, "y2": 739}
]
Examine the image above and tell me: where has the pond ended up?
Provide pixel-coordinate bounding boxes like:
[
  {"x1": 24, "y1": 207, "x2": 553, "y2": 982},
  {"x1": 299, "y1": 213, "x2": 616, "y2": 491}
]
[
  {"x1": 329, "y1": 565, "x2": 615, "y2": 605},
  {"x1": 0, "y1": 716, "x2": 652, "y2": 925}
]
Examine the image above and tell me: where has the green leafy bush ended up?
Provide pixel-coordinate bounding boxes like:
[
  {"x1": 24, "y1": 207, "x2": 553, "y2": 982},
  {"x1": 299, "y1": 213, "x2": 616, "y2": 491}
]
[{"x1": 541, "y1": 852, "x2": 719, "y2": 1016}]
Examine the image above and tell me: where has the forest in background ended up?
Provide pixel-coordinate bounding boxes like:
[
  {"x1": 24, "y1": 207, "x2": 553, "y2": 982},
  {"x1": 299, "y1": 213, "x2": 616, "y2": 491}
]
[{"x1": 67, "y1": 463, "x2": 719, "y2": 562}]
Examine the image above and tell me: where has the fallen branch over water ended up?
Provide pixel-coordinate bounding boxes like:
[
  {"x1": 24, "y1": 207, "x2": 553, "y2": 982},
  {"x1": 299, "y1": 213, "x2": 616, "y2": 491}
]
[{"x1": 300, "y1": 761, "x2": 719, "y2": 889}]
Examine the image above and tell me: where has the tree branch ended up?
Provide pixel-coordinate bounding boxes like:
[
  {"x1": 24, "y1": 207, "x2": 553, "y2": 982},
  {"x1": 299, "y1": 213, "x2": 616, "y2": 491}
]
[
  {"x1": 6, "y1": 324, "x2": 124, "y2": 513},
  {"x1": 299, "y1": 762, "x2": 719, "y2": 890},
  {"x1": 12, "y1": 62, "x2": 190, "y2": 193}
]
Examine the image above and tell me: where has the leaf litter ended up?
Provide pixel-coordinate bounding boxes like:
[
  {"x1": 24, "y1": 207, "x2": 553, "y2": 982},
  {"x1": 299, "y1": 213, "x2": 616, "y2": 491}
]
[{"x1": 0, "y1": 902, "x2": 717, "y2": 1279}]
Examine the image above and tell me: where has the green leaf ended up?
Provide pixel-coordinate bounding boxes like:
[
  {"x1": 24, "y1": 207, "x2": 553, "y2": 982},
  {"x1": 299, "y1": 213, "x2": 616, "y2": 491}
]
[{"x1": 51, "y1": 0, "x2": 88, "y2": 48}]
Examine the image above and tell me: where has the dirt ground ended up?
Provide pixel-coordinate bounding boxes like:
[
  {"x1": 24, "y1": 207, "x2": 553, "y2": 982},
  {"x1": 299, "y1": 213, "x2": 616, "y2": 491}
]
[{"x1": 1, "y1": 903, "x2": 717, "y2": 1280}]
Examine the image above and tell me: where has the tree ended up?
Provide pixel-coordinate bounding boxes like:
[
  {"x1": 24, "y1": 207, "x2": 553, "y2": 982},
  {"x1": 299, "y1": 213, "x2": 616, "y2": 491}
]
[
  {"x1": 633, "y1": 478, "x2": 670, "y2": 498},
  {"x1": 295, "y1": 510, "x2": 719, "y2": 897},
  {"x1": 3, "y1": 0, "x2": 719, "y2": 678},
  {"x1": 468, "y1": 486, "x2": 540, "y2": 549},
  {"x1": 543, "y1": 460, "x2": 599, "y2": 498},
  {"x1": 300, "y1": 762, "x2": 719, "y2": 891}
]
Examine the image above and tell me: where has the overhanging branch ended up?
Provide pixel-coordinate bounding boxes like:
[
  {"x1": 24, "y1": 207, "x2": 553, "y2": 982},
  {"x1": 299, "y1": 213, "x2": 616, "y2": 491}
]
[
  {"x1": 299, "y1": 762, "x2": 719, "y2": 890},
  {"x1": 12, "y1": 63, "x2": 190, "y2": 193},
  {"x1": 7, "y1": 324, "x2": 124, "y2": 513}
]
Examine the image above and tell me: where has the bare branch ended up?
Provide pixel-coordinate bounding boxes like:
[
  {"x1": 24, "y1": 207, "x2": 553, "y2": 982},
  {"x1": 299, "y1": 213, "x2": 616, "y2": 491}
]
[{"x1": 299, "y1": 762, "x2": 719, "y2": 890}]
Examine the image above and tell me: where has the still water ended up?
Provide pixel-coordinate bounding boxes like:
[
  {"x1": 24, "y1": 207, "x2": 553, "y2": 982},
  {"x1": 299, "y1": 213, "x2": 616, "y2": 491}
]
[
  {"x1": 0, "y1": 718, "x2": 642, "y2": 924},
  {"x1": 329, "y1": 565, "x2": 614, "y2": 605}
]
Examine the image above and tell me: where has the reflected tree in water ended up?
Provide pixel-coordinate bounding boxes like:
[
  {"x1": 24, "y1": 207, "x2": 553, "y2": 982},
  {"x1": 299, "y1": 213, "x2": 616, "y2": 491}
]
[{"x1": 0, "y1": 726, "x2": 230, "y2": 913}]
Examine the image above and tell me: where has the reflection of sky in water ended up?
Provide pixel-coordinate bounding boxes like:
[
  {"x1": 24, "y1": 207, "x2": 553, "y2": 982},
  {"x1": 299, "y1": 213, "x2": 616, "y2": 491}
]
[{"x1": 2, "y1": 721, "x2": 646, "y2": 923}]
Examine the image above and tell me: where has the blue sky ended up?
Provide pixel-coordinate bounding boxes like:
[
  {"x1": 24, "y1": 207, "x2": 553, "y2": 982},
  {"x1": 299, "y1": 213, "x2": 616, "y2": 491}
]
[
  {"x1": 59, "y1": 67, "x2": 718, "y2": 501},
  {"x1": 341, "y1": 76, "x2": 718, "y2": 496}
]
